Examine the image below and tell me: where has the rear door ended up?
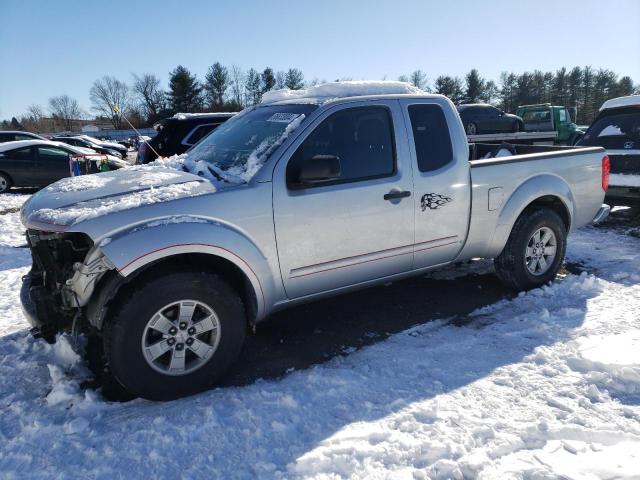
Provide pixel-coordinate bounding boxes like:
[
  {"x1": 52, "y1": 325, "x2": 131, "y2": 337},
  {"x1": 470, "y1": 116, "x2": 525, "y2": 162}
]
[
  {"x1": 35, "y1": 146, "x2": 71, "y2": 185},
  {"x1": 273, "y1": 100, "x2": 415, "y2": 298},
  {"x1": 399, "y1": 99, "x2": 471, "y2": 269}
]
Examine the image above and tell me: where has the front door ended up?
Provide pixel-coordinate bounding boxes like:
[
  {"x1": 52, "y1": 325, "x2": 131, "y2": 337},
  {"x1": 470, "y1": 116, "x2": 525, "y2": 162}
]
[{"x1": 273, "y1": 101, "x2": 415, "y2": 299}]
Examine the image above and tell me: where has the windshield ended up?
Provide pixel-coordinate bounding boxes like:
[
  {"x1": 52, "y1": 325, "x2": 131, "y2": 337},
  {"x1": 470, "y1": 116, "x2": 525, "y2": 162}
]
[
  {"x1": 185, "y1": 103, "x2": 317, "y2": 182},
  {"x1": 579, "y1": 112, "x2": 640, "y2": 149},
  {"x1": 81, "y1": 135, "x2": 104, "y2": 144},
  {"x1": 57, "y1": 144, "x2": 93, "y2": 155}
]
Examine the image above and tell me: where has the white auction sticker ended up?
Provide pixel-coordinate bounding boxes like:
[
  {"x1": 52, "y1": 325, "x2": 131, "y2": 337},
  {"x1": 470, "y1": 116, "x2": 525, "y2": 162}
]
[{"x1": 267, "y1": 113, "x2": 300, "y2": 123}]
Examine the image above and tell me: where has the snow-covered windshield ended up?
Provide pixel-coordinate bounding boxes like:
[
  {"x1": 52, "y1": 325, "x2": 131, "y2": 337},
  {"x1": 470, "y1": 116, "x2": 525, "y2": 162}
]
[{"x1": 185, "y1": 104, "x2": 317, "y2": 182}]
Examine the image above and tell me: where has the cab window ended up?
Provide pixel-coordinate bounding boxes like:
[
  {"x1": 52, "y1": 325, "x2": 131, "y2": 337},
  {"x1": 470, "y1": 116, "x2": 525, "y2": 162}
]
[
  {"x1": 288, "y1": 107, "x2": 395, "y2": 187},
  {"x1": 408, "y1": 104, "x2": 453, "y2": 172}
]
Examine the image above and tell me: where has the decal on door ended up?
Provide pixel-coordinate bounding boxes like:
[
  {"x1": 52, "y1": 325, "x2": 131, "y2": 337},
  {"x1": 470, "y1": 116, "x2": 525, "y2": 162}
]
[{"x1": 421, "y1": 193, "x2": 452, "y2": 211}]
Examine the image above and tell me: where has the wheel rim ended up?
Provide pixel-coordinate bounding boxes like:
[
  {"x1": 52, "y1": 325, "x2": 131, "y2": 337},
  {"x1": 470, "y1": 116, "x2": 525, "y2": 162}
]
[
  {"x1": 525, "y1": 227, "x2": 557, "y2": 276},
  {"x1": 467, "y1": 123, "x2": 477, "y2": 135},
  {"x1": 141, "y1": 300, "x2": 221, "y2": 376},
  {"x1": 0, "y1": 177, "x2": 7, "y2": 192}
]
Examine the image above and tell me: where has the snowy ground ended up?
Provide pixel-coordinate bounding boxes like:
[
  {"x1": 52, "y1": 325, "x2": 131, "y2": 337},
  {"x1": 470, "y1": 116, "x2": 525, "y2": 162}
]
[{"x1": 0, "y1": 193, "x2": 639, "y2": 479}]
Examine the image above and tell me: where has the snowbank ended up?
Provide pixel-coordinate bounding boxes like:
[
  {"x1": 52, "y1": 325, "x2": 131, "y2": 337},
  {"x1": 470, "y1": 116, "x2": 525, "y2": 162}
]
[
  {"x1": 1, "y1": 196, "x2": 640, "y2": 479},
  {"x1": 262, "y1": 80, "x2": 424, "y2": 104}
]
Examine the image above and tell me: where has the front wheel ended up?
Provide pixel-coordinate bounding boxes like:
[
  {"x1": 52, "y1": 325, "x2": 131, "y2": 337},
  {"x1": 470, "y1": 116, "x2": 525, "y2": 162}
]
[
  {"x1": 494, "y1": 207, "x2": 567, "y2": 291},
  {"x1": 104, "y1": 271, "x2": 246, "y2": 400}
]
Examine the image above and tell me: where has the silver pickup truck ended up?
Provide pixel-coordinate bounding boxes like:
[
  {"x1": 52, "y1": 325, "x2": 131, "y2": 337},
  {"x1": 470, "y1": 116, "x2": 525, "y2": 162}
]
[{"x1": 20, "y1": 86, "x2": 610, "y2": 399}]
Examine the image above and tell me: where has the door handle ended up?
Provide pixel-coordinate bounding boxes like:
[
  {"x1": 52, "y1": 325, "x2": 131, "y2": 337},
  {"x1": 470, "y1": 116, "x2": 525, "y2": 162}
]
[{"x1": 384, "y1": 190, "x2": 411, "y2": 201}]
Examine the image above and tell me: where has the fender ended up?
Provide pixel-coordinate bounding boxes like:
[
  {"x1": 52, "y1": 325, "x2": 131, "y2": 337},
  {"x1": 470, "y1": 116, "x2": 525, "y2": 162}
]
[
  {"x1": 485, "y1": 174, "x2": 575, "y2": 258},
  {"x1": 99, "y1": 218, "x2": 276, "y2": 320}
]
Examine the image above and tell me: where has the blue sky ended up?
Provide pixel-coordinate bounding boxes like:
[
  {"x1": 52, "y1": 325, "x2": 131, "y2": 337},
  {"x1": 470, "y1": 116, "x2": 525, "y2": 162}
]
[{"x1": 1, "y1": 0, "x2": 639, "y2": 119}]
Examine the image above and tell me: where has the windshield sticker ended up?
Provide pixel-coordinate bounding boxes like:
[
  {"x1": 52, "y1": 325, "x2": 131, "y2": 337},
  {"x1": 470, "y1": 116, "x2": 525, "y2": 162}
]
[{"x1": 267, "y1": 113, "x2": 301, "y2": 123}]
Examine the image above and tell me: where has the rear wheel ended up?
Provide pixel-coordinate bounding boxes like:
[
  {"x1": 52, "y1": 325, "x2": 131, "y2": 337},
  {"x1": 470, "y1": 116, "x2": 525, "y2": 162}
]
[
  {"x1": 0, "y1": 173, "x2": 12, "y2": 193},
  {"x1": 466, "y1": 122, "x2": 478, "y2": 135},
  {"x1": 494, "y1": 207, "x2": 567, "y2": 291},
  {"x1": 104, "y1": 271, "x2": 246, "y2": 400}
]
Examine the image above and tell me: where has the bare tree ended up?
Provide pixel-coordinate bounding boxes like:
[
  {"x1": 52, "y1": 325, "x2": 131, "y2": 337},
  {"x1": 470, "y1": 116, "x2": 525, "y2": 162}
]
[
  {"x1": 275, "y1": 71, "x2": 286, "y2": 89},
  {"x1": 21, "y1": 104, "x2": 46, "y2": 132},
  {"x1": 409, "y1": 70, "x2": 428, "y2": 91},
  {"x1": 132, "y1": 73, "x2": 166, "y2": 123},
  {"x1": 90, "y1": 76, "x2": 130, "y2": 129},
  {"x1": 230, "y1": 65, "x2": 245, "y2": 107},
  {"x1": 48, "y1": 95, "x2": 83, "y2": 131}
]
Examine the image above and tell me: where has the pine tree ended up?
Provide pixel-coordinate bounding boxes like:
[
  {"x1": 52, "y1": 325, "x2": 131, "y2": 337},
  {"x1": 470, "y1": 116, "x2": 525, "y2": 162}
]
[
  {"x1": 261, "y1": 67, "x2": 276, "y2": 93},
  {"x1": 245, "y1": 68, "x2": 262, "y2": 105},
  {"x1": 552, "y1": 67, "x2": 568, "y2": 105},
  {"x1": 204, "y1": 62, "x2": 229, "y2": 109},
  {"x1": 498, "y1": 72, "x2": 517, "y2": 112},
  {"x1": 463, "y1": 69, "x2": 486, "y2": 103},
  {"x1": 434, "y1": 75, "x2": 464, "y2": 104},
  {"x1": 409, "y1": 70, "x2": 428, "y2": 90},
  {"x1": 284, "y1": 68, "x2": 304, "y2": 90},
  {"x1": 168, "y1": 65, "x2": 203, "y2": 113}
]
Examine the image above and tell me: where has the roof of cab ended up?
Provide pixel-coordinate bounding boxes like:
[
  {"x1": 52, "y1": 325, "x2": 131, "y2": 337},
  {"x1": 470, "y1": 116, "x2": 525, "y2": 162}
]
[{"x1": 260, "y1": 80, "x2": 434, "y2": 106}]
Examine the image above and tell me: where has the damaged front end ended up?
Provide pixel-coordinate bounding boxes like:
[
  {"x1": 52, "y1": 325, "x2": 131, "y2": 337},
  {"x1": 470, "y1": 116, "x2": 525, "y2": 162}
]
[{"x1": 21, "y1": 229, "x2": 114, "y2": 343}]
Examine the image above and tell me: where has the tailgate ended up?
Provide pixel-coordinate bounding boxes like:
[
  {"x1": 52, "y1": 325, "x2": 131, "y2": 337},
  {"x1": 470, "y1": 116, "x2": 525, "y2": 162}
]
[{"x1": 608, "y1": 151, "x2": 640, "y2": 175}]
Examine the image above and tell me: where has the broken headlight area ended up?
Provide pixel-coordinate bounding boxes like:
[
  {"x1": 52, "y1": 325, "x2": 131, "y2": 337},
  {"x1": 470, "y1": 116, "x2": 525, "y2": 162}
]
[{"x1": 25, "y1": 229, "x2": 94, "y2": 341}]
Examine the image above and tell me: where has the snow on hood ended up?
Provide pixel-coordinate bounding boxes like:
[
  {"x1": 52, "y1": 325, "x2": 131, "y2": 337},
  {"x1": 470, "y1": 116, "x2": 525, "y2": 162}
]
[
  {"x1": 22, "y1": 167, "x2": 215, "y2": 228},
  {"x1": 261, "y1": 80, "x2": 424, "y2": 104}
]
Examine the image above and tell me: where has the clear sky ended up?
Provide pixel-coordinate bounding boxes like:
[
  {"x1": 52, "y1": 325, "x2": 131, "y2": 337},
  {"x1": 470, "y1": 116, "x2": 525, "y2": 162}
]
[{"x1": 1, "y1": 0, "x2": 639, "y2": 119}]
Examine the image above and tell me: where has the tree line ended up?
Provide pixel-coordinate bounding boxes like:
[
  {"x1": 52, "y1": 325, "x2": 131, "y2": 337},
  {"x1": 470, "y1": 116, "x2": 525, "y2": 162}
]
[{"x1": 3, "y1": 64, "x2": 637, "y2": 132}]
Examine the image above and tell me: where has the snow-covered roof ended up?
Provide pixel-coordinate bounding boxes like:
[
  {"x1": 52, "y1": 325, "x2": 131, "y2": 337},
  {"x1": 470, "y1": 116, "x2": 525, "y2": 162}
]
[
  {"x1": 171, "y1": 112, "x2": 237, "y2": 120},
  {"x1": 261, "y1": 81, "x2": 424, "y2": 104},
  {"x1": 0, "y1": 139, "x2": 52, "y2": 152},
  {"x1": 600, "y1": 95, "x2": 640, "y2": 111}
]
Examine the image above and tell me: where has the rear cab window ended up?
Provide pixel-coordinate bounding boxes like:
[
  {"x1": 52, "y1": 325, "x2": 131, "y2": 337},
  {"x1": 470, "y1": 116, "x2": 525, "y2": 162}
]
[{"x1": 408, "y1": 104, "x2": 453, "y2": 172}]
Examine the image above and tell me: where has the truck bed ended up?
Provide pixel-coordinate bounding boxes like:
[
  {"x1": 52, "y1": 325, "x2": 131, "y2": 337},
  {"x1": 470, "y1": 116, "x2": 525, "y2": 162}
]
[
  {"x1": 458, "y1": 144, "x2": 606, "y2": 261},
  {"x1": 467, "y1": 131, "x2": 557, "y2": 145}
]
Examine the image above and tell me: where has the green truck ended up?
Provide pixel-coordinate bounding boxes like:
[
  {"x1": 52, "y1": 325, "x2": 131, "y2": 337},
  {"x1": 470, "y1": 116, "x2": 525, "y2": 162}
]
[{"x1": 515, "y1": 104, "x2": 585, "y2": 145}]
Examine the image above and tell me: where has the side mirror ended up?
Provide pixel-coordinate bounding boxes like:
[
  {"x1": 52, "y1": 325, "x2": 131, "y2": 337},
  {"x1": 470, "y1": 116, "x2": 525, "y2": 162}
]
[{"x1": 294, "y1": 154, "x2": 341, "y2": 187}]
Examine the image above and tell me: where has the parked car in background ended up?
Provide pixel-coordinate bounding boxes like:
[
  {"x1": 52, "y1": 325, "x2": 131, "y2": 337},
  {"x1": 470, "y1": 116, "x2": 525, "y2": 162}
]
[
  {"x1": 20, "y1": 86, "x2": 608, "y2": 399},
  {"x1": 51, "y1": 135, "x2": 126, "y2": 159},
  {"x1": 578, "y1": 95, "x2": 640, "y2": 207},
  {"x1": 0, "y1": 131, "x2": 47, "y2": 143},
  {"x1": 515, "y1": 104, "x2": 585, "y2": 145},
  {"x1": 457, "y1": 104, "x2": 524, "y2": 135},
  {"x1": 0, "y1": 140, "x2": 127, "y2": 193},
  {"x1": 137, "y1": 112, "x2": 236, "y2": 163}
]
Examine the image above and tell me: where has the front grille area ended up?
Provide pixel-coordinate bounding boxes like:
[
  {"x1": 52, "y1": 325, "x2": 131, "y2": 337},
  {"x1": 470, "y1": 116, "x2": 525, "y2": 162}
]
[
  {"x1": 26, "y1": 230, "x2": 93, "y2": 337},
  {"x1": 609, "y1": 154, "x2": 640, "y2": 175}
]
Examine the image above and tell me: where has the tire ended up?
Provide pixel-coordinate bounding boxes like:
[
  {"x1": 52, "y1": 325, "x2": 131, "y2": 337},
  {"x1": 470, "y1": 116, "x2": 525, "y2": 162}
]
[
  {"x1": 0, "y1": 173, "x2": 12, "y2": 193},
  {"x1": 494, "y1": 207, "x2": 567, "y2": 291},
  {"x1": 466, "y1": 122, "x2": 478, "y2": 135},
  {"x1": 513, "y1": 121, "x2": 523, "y2": 133},
  {"x1": 104, "y1": 271, "x2": 246, "y2": 400}
]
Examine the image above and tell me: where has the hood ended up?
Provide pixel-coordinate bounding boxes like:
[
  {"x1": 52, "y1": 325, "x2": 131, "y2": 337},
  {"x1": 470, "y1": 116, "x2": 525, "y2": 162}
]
[{"x1": 22, "y1": 166, "x2": 217, "y2": 230}]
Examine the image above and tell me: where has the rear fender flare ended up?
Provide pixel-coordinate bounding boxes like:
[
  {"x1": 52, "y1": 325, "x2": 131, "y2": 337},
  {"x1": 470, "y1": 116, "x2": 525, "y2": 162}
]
[{"x1": 486, "y1": 174, "x2": 575, "y2": 258}]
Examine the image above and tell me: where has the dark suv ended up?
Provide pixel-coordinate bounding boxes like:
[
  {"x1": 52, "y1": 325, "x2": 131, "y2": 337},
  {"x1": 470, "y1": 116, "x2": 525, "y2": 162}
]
[
  {"x1": 457, "y1": 104, "x2": 524, "y2": 135},
  {"x1": 138, "y1": 113, "x2": 236, "y2": 164}
]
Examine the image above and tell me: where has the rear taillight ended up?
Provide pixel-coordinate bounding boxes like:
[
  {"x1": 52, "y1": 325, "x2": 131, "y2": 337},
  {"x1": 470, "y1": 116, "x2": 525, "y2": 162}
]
[{"x1": 602, "y1": 155, "x2": 610, "y2": 191}]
